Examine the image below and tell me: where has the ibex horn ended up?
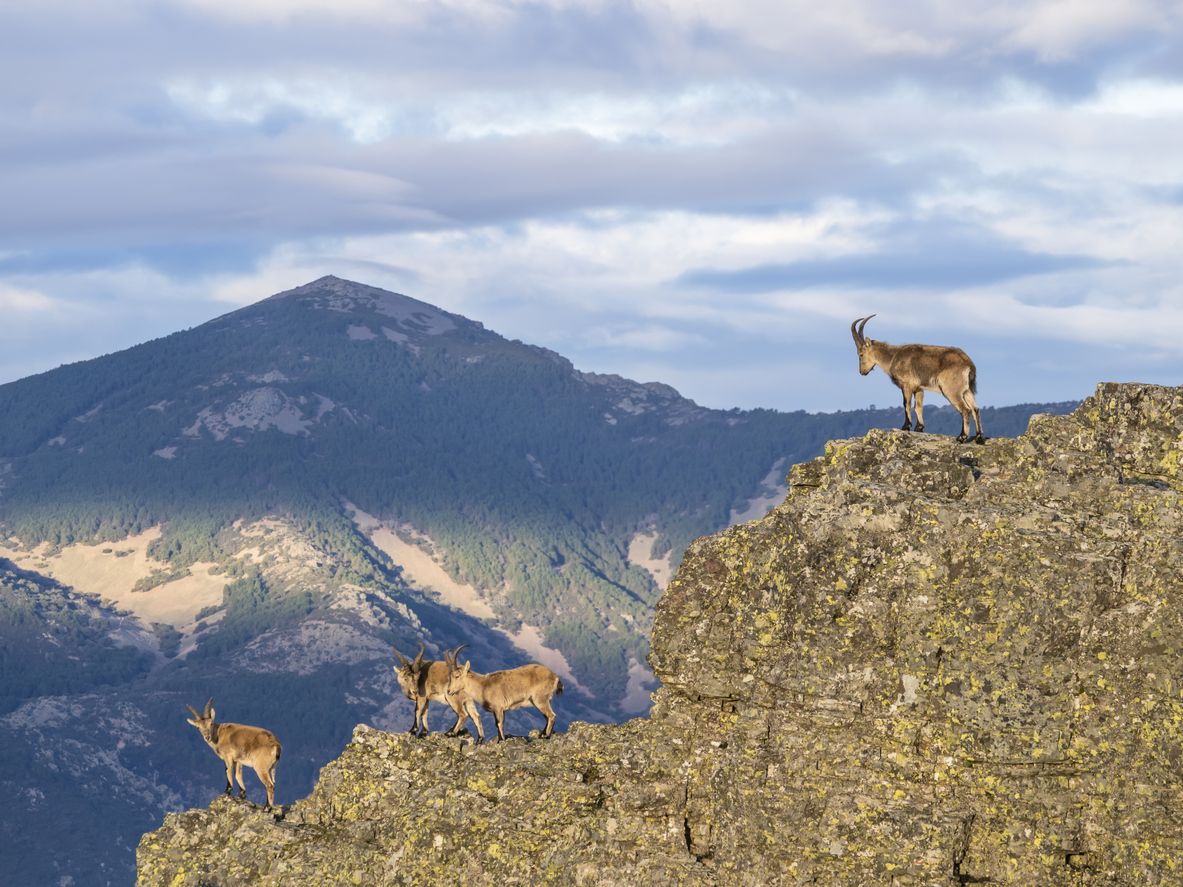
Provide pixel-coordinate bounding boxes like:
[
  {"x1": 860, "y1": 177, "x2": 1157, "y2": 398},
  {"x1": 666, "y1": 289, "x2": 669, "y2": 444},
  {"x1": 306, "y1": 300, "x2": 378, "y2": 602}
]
[{"x1": 857, "y1": 314, "x2": 875, "y2": 340}]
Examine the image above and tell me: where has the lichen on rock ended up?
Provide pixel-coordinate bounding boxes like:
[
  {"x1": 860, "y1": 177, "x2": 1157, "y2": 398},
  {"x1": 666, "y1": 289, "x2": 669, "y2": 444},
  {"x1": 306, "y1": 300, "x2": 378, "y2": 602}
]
[{"x1": 138, "y1": 383, "x2": 1183, "y2": 885}]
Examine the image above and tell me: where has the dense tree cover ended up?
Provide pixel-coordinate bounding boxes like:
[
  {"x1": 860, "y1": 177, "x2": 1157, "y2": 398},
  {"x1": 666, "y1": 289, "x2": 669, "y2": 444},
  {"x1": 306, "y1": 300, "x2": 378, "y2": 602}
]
[
  {"x1": 190, "y1": 570, "x2": 321, "y2": 658},
  {"x1": 0, "y1": 560, "x2": 153, "y2": 713}
]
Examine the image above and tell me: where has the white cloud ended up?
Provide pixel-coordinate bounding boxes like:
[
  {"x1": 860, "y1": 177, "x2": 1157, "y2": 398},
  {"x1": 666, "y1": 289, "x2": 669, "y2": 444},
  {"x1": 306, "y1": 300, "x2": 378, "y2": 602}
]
[
  {"x1": 0, "y1": 284, "x2": 57, "y2": 313},
  {"x1": 1004, "y1": 0, "x2": 1168, "y2": 62},
  {"x1": 166, "y1": 75, "x2": 792, "y2": 146},
  {"x1": 168, "y1": 0, "x2": 508, "y2": 26},
  {"x1": 954, "y1": 292, "x2": 1183, "y2": 349}
]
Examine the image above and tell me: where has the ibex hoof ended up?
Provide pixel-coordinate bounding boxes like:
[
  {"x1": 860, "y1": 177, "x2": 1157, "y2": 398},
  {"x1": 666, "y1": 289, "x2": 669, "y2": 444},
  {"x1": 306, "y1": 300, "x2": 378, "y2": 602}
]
[
  {"x1": 406, "y1": 726, "x2": 418, "y2": 735},
  {"x1": 956, "y1": 434, "x2": 968, "y2": 443},
  {"x1": 901, "y1": 424, "x2": 912, "y2": 432},
  {"x1": 238, "y1": 789, "x2": 247, "y2": 800},
  {"x1": 974, "y1": 434, "x2": 986, "y2": 445},
  {"x1": 915, "y1": 424, "x2": 924, "y2": 433},
  {"x1": 417, "y1": 728, "x2": 428, "y2": 738}
]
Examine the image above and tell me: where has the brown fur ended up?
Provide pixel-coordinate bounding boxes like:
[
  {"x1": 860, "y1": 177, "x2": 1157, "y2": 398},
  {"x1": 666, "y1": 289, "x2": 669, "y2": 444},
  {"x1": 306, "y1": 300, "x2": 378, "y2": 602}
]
[
  {"x1": 445, "y1": 659, "x2": 564, "y2": 743},
  {"x1": 851, "y1": 315, "x2": 985, "y2": 443},
  {"x1": 393, "y1": 644, "x2": 466, "y2": 736},
  {"x1": 185, "y1": 699, "x2": 281, "y2": 810}
]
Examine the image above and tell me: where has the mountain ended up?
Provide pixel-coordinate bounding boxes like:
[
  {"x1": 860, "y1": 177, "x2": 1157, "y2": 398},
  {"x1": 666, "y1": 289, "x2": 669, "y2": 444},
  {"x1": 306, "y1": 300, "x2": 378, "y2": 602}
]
[
  {"x1": 139, "y1": 382, "x2": 1183, "y2": 885},
  {"x1": 0, "y1": 275, "x2": 1076, "y2": 884}
]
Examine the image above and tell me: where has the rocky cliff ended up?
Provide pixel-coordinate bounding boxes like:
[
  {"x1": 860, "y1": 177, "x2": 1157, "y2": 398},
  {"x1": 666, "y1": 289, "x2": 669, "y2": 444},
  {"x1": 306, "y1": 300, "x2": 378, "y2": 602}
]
[{"x1": 137, "y1": 382, "x2": 1183, "y2": 886}]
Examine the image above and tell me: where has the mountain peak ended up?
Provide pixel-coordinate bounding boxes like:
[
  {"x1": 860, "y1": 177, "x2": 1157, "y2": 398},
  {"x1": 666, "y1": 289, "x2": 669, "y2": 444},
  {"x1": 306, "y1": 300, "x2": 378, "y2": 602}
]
[{"x1": 266, "y1": 275, "x2": 462, "y2": 336}]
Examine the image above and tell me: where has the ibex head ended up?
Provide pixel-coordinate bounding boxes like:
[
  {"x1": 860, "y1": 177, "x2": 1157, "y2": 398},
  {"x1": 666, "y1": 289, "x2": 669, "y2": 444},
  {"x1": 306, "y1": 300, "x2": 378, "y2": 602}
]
[
  {"x1": 850, "y1": 315, "x2": 877, "y2": 375},
  {"x1": 393, "y1": 643, "x2": 429, "y2": 694},
  {"x1": 446, "y1": 654, "x2": 471, "y2": 701},
  {"x1": 185, "y1": 698, "x2": 216, "y2": 741}
]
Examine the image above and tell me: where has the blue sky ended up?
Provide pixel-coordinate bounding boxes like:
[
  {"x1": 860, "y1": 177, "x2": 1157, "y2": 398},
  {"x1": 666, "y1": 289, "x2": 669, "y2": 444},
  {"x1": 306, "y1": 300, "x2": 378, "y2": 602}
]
[{"x1": 2, "y1": 1, "x2": 1181, "y2": 411}]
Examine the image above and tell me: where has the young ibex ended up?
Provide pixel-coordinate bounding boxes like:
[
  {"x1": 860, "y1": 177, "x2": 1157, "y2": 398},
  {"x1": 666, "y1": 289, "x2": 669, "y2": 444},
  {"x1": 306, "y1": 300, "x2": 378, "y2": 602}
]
[
  {"x1": 185, "y1": 698, "x2": 281, "y2": 811},
  {"x1": 393, "y1": 643, "x2": 466, "y2": 737},
  {"x1": 851, "y1": 315, "x2": 985, "y2": 444},
  {"x1": 445, "y1": 651, "x2": 563, "y2": 743}
]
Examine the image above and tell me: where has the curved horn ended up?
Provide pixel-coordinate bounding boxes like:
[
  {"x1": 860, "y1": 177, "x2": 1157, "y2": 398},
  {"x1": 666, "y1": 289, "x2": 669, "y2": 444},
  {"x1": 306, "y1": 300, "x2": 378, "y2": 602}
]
[
  {"x1": 857, "y1": 314, "x2": 875, "y2": 340},
  {"x1": 450, "y1": 644, "x2": 467, "y2": 668},
  {"x1": 392, "y1": 647, "x2": 410, "y2": 668},
  {"x1": 412, "y1": 643, "x2": 425, "y2": 669},
  {"x1": 203, "y1": 698, "x2": 213, "y2": 718},
  {"x1": 186, "y1": 704, "x2": 201, "y2": 719},
  {"x1": 851, "y1": 317, "x2": 864, "y2": 346}
]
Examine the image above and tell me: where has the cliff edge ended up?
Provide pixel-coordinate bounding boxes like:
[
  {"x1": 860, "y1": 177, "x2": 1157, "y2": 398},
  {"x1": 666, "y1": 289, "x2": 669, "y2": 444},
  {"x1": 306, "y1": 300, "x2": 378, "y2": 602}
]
[{"x1": 137, "y1": 382, "x2": 1183, "y2": 886}]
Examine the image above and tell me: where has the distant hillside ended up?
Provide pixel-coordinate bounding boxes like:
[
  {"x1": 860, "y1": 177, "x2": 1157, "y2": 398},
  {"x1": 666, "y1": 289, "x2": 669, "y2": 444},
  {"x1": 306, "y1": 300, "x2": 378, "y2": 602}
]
[
  {"x1": 0, "y1": 276, "x2": 1078, "y2": 885},
  {"x1": 0, "y1": 276, "x2": 1075, "y2": 704}
]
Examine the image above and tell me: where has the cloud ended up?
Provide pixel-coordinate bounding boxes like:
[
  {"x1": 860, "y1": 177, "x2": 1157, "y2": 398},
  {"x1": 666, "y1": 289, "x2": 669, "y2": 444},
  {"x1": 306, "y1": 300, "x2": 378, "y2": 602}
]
[
  {"x1": 678, "y1": 220, "x2": 1112, "y2": 292},
  {"x1": 0, "y1": 284, "x2": 57, "y2": 313},
  {"x1": 1, "y1": 0, "x2": 1182, "y2": 411}
]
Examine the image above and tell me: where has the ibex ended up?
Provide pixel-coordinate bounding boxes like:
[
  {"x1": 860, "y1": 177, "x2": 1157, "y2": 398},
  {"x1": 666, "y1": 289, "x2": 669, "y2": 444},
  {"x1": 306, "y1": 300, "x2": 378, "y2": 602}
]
[
  {"x1": 445, "y1": 650, "x2": 564, "y2": 743},
  {"x1": 393, "y1": 643, "x2": 466, "y2": 737},
  {"x1": 851, "y1": 315, "x2": 985, "y2": 444},
  {"x1": 185, "y1": 698, "x2": 281, "y2": 811}
]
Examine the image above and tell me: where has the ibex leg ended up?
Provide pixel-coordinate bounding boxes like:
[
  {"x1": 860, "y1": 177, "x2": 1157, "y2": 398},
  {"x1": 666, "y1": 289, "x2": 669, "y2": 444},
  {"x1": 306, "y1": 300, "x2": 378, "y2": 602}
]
[
  {"x1": 948, "y1": 392, "x2": 971, "y2": 442},
  {"x1": 466, "y1": 700, "x2": 485, "y2": 744},
  {"x1": 445, "y1": 700, "x2": 467, "y2": 736},
  {"x1": 536, "y1": 699, "x2": 557, "y2": 738},
  {"x1": 964, "y1": 389, "x2": 985, "y2": 443},
  {"x1": 914, "y1": 390, "x2": 925, "y2": 432},
  {"x1": 261, "y1": 764, "x2": 276, "y2": 810}
]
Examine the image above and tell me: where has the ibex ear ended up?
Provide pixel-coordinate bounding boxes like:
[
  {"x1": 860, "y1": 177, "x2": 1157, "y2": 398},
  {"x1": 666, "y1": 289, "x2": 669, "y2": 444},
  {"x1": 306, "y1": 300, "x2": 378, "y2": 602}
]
[{"x1": 462, "y1": 660, "x2": 471, "y2": 675}]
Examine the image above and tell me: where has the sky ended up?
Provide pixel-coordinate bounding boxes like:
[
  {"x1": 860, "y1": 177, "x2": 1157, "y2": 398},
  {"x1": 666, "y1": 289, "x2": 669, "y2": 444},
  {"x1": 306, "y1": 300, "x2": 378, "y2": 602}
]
[{"x1": 1, "y1": 0, "x2": 1181, "y2": 412}]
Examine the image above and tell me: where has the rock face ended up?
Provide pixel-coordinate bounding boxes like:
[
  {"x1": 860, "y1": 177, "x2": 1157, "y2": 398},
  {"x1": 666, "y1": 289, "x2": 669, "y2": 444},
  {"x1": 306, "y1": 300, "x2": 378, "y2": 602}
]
[{"x1": 137, "y1": 383, "x2": 1183, "y2": 886}]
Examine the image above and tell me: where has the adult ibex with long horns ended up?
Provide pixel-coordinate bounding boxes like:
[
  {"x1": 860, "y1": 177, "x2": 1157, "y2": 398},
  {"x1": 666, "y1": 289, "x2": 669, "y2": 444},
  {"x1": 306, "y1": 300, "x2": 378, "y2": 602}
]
[
  {"x1": 393, "y1": 643, "x2": 467, "y2": 737},
  {"x1": 851, "y1": 315, "x2": 985, "y2": 444},
  {"x1": 185, "y1": 698, "x2": 282, "y2": 811}
]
